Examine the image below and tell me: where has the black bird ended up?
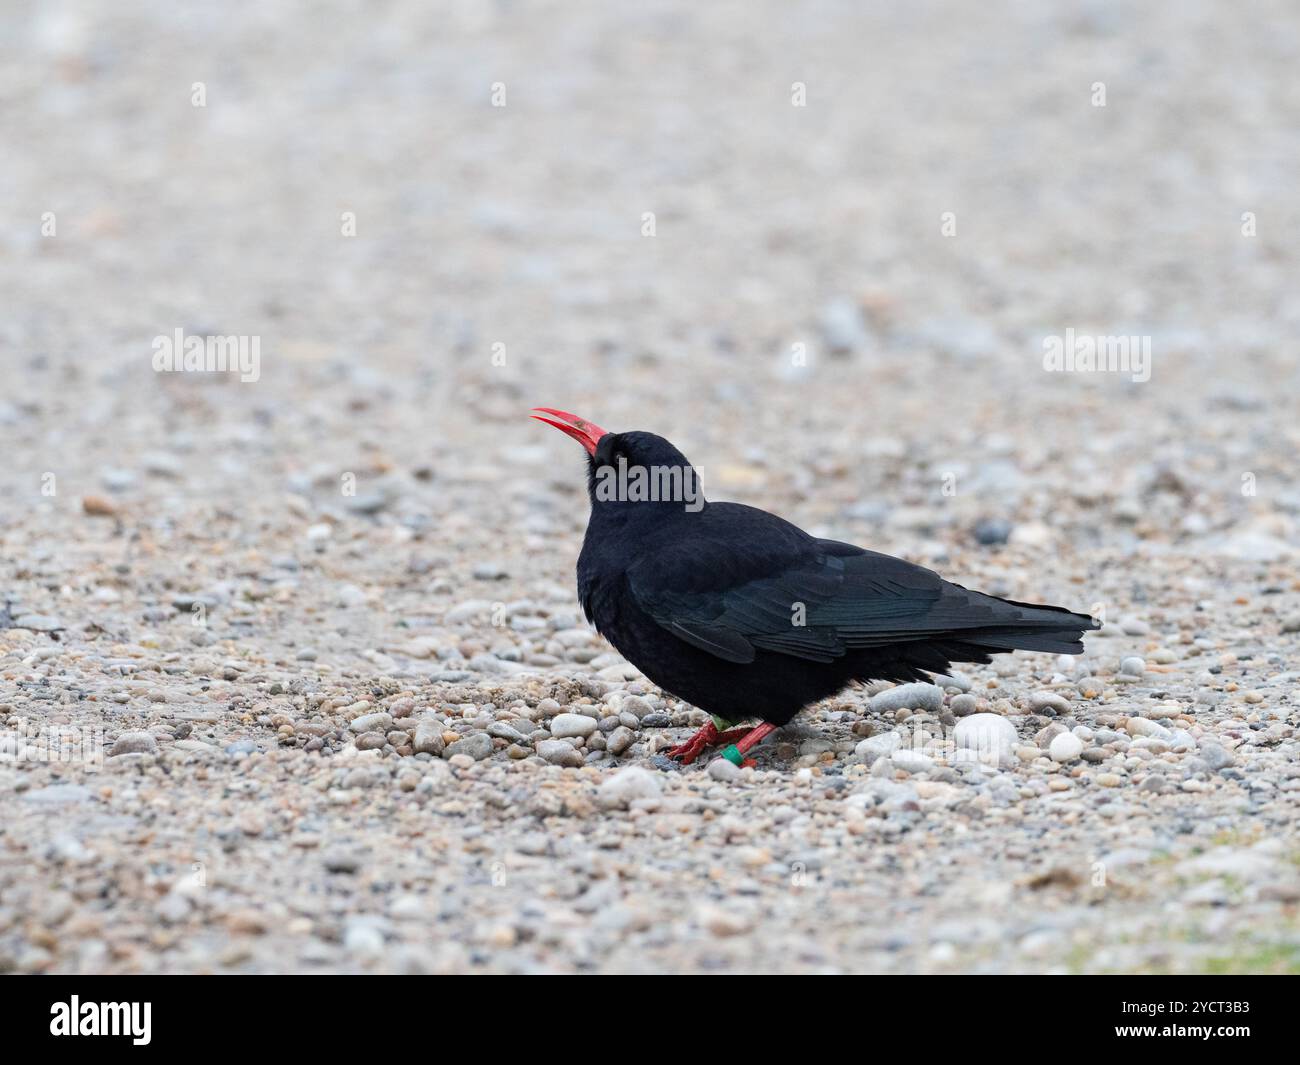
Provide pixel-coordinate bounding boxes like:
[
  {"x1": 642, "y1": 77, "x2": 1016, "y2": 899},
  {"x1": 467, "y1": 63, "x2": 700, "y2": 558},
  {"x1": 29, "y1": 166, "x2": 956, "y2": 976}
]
[{"x1": 533, "y1": 408, "x2": 1097, "y2": 767}]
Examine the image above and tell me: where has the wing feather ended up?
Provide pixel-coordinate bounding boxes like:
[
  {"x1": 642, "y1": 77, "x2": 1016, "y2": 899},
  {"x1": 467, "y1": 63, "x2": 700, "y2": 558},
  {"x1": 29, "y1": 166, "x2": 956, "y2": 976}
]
[{"x1": 625, "y1": 517, "x2": 1094, "y2": 665}]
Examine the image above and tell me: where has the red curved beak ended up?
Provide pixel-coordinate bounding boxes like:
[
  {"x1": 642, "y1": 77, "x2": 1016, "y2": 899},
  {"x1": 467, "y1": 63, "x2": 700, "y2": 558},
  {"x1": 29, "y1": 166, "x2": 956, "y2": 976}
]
[{"x1": 530, "y1": 407, "x2": 608, "y2": 456}]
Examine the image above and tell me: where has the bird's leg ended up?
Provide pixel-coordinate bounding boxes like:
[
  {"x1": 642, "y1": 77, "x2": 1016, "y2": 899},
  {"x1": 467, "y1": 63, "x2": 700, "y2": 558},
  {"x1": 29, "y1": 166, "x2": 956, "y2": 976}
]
[
  {"x1": 666, "y1": 715, "x2": 739, "y2": 764},
  {"x1": 719, "y1": 722, "x2": 778, "y2": 769},
  {"x1": 664, "y1": 720, "x2": 718, "y2": 764}
]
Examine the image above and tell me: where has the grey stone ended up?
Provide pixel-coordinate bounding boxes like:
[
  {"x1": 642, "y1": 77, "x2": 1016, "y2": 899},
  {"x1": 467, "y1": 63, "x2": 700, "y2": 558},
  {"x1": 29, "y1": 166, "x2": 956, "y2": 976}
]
[
  {"x1": 606, "y1": 726, "x2": 635, "y2": 756},
  {"x1": 870, "y1": 683, "x2": 944, "y2": 714},
  {"x1": 110, "y1": 731, "x2": 158, "y2": 756},
  {"x1": 413, "y1": 722, "x2": 444, "y2": 756},
  {"x1": 536, "y1": 738, "x2": 583, "y2": 767},
  {"x1": 444, "y1": 734, "x2": 493, "y2": 761}
]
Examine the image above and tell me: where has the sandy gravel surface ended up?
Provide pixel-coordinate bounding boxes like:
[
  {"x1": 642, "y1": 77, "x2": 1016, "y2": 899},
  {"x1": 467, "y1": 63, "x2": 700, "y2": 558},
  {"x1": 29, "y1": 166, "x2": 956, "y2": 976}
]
[{"x1": 2, "y1": 1, "x2": 1298, "y2": 973}]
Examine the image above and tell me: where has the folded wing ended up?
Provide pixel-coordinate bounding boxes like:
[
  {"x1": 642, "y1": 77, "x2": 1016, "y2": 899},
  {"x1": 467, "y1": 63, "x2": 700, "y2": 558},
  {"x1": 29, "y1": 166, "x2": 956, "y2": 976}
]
[{"x1": 626, "y1": 531, "x2": 1096, "y2": 666}]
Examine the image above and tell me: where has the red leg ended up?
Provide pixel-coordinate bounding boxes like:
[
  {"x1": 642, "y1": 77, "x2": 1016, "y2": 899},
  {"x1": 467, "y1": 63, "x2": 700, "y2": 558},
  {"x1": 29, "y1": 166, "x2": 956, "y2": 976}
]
[
  {"x1": 664, "y1": 721, "x2": 718, "y2": 764},
  {"x1": 720, "y1": 722, "x2": 778, "y2": 769}
]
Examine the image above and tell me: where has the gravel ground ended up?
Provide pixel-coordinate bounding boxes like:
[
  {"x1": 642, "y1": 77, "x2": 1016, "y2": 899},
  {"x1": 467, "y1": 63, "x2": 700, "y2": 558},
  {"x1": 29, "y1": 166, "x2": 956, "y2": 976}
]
[{"x1": 3, "y1": 1, "x2": 1299, "y2": 974}]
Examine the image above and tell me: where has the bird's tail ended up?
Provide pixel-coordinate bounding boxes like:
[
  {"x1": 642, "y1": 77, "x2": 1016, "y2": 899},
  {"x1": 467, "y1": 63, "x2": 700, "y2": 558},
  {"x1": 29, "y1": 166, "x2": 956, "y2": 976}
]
[{"x1": 944, "y1": 590, "x2": 1098, "y2": 658}]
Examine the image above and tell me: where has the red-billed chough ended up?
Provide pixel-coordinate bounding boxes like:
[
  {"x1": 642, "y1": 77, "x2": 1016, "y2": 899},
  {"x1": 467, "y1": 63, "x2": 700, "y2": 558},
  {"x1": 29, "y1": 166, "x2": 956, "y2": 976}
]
[{"x1": 533, "y1": 408, "x2": 1097, "y2": 768}]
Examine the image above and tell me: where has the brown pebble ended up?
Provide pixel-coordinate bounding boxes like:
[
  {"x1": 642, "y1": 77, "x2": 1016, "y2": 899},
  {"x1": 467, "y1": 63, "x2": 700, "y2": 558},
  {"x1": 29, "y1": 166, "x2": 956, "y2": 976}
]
[{"x1": 82, "y1": 494, "x2": 118, "y2": 516}]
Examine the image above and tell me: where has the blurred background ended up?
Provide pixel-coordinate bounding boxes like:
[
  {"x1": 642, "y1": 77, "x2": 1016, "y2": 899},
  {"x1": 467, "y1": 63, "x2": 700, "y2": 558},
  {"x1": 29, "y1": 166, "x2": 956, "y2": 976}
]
[{"x1": 5, "y1": 1, "x2": 1297, "y2": 550}]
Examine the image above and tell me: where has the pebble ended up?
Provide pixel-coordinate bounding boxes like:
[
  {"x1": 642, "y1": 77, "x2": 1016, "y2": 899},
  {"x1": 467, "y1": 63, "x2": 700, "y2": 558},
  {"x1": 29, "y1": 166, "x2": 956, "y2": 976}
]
[
  {"x1": 343, "y1": 767, "x2": 384, "y2": 788},
  {"x1": 1126, "y1": 718, "x2": 1172, "y2": 739},
  {"x1": 1119, "y1": 656, "x2": 1146, "y2": 677},
  {"x1": 323, "y1": 852, "x2": 361, "y2": 875},
  {"x1": 336, "y1": 583, "x2": 367, "y2": 607},
  {"x1": 549, "y1": 713, "x2": 599, "y2": 738},
  {"x1": 109, "y1": 731, "x2": 158, "y2": 756},
  {"x1": 953, "y1": 714, "x2": 1017, "y2": 761},
  {"x1": 536, "y1": 738, "x2": 584, "y2": 767},
  {"x1": 708, "y1": 757, "x2": 743, "y2": 782},
  {"x1": 487, "y1": 721, "x2": 526, "y2": 743},
  {"x1": 14, "y1": 614, "x2": 64, "y2": 632},
  {"x1": 142, "y1": 451, "x2": 183, "y2": 477},
  {"x1": 870, "y1": 683, "x2": 944, "y2": 714},
  {"x1": 854, "y1": 731, "x2": 901, "y2": 763},
  {"x1": 597, "y1": 767, "x2": 662, "y2": 809},
  {"x1": 606, "y1": 726, "x2": 635, "y2": 756},
  {"x1": 82, "y1": 494, "x2": 118, "y2": 516},
  {"x1": 412, "y1": 723, "x2": 444, "y2": 756},
  {"x1": 100, "y1": 467, "x2": 137, "y2": 490},
  {"x1": 445, "y1": 599, "x2": 492, "y2": 624},
  {"x1": 698, "y1": 904, "x2": 751, "y2": 937},
  {"x1": 818, "y1": 296, "x2": 872, "y2": 355},
  {"x1": 1028, "y1": 691, "x2": 1070, "y2": 714},
  {"x1": 349, "y1": 712, "x2": 393, "y2": 734},
  {"x1": 1048, "y1": 732, "x2": 1084, "y2": 763},
  {"x1": 949, "y1": 693, "x2": 978, "y2": 716},
  {"x1": 617, "y1": 695, "x2": 656, "y2": 719},
  {"x1": 1198, "y1": 742, "x2": 1235, "y2": 770},
  {"x1": 972, "y1": 518, "x2": 1013, "y2": 545},
  {"x1": 444, "y1": 734, "x2": 493, "y2": 761},
  {"x1": 343, "y1": 917, "x2": 387, "y2": 960}
]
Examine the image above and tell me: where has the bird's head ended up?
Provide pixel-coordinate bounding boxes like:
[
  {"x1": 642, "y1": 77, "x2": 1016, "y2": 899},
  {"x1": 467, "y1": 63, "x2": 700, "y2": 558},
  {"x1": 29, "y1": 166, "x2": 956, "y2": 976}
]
[{"x1": 530, "y1": 407, "x2": 705, "y2": 514}]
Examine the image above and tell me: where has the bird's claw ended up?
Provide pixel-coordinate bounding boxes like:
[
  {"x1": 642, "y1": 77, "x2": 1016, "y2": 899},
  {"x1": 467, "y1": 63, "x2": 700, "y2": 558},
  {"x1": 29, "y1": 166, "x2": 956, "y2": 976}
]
[
  {"x1": 666, "y1": 724, "x2": 757, "y2": 766},
  {"x1": 665, "y1": 736, "x2": 710, "y2": 765}
]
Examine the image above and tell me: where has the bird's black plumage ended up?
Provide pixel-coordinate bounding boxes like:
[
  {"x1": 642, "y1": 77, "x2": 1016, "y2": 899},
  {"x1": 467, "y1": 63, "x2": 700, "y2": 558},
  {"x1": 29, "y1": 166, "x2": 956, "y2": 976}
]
[{"x1": 570, "y1": 428, "x2": 1096, "y2": 728}]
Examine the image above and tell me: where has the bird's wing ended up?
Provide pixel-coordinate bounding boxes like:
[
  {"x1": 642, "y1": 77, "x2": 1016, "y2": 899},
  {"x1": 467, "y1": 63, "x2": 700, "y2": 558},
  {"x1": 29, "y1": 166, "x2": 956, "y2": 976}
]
[
  {"x1": 626, "y1": 531, "x2": 1089, "y2": 664},
  {"x1": 625, "y1": 532, "x2": 939, "y2": 664}
]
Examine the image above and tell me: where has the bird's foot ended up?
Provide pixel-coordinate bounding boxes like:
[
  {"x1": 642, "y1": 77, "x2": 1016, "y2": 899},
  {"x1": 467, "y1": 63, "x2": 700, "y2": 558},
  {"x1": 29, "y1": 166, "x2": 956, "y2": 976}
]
[
  {"x1": 715, "y1": 722, "x2": 779, "y2": 770},
  {"x1": 665, "y1": 718, "x2": 752, "y2": 764},
  {"x1": 665, "y1": 721, "x2": 719, "y2": 765},
  {"x1": 667, "y1": 720, "x2": 770, "y2": 766}
]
